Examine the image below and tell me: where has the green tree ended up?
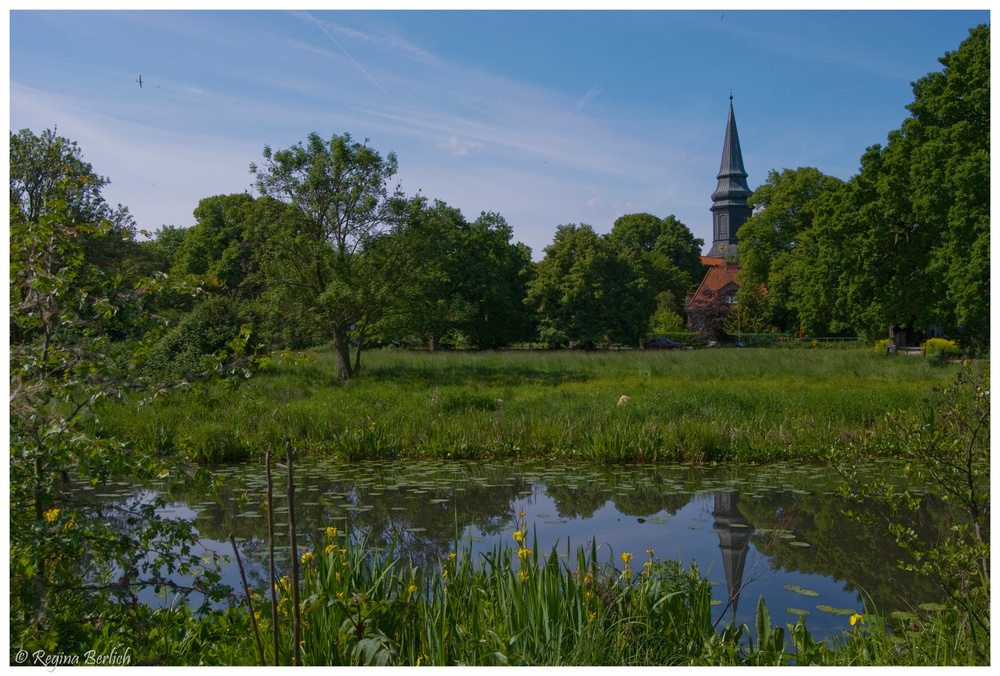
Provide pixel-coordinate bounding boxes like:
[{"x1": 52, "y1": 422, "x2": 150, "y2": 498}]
[
  {"x1": 736, "y1": 168, "x2": 844, "y2": 333},
  {"x1": 251, "y1": 132, "x2": 406, "y2": 378},
  {"x1": 607, "y1": 213, "x2": 704, "y2": 344},
  {"x1": 380, "y1": 197, "x2": 473, "y2": 350},
  {"x1": 10, "y1": 128, "x2": 143, "y2": 342},
  {"x1": 458, "y1": 211, "x2": 535, "y2": 349},
  {"x1": 905, "y1": 24, "x2": 990, "y2": 351},
  {"x1": 525, "y1": 224, "x2": 629, "y2": 347},
  {"x1": 10, "y1": 135, "x2": 235, "y2": 655},
  {"x1": 800, "y1": 26, "x2": 989, "y2": 347}
]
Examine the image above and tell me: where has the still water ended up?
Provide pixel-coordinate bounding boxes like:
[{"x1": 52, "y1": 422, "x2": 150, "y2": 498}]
[{"x1": 130, "y1": 458, "x2": 948, "y2": 639}]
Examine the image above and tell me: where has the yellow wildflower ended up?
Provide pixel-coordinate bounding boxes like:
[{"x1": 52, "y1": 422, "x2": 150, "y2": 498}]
[
  {"x1": 407, "y1": 584, "x2": 418, "y2": 595},
  {"x1": 518, "y1": 548, "x2": 532, "y2": 560},
  {"x1": 513, "y1": 530, "x2": 525, "y2": 544},
  {"x1": 850, "y1": 613, "x2": 865, "y2": 626},
  {"x1": 517, "y1": 570, "x2": 529, "y2": 582},
  {"x1": 646, "y1": 548, "x2": 654, "y2": 557},
  {"x1": 301, "y1": 551, "x2": 315, "y2": 565},
  {"x1": 588, "y1": 611, "x2": 597, "y2": 623},
  {"x1": 325, "y1": 544, "x2": 335, "y2": 555},
  {"x1": 620, "y1": 569, "x2": 633, "y2": 581},
  {"x1": 448, "y1": 551, "x2": 456, "y2": 561},
  {"x1": 326, "y1": 526, "x2": 338, "y2": 538},
  {"x1": 44, "y1": 508, "x2": 59, "y2": 523},
  {"x1": 620, "y1": 552, "x2": 633, "y2": 565}
]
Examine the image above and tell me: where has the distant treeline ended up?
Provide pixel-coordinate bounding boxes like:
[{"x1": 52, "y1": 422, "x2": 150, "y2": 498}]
[{"x1": 10, "y1": 24, "x2": 988, "y2": 382}]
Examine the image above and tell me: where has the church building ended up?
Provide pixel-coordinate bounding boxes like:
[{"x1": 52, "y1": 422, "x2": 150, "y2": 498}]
[{"x1": 687, "y1": 96, "x2": 753, "y2": 328}]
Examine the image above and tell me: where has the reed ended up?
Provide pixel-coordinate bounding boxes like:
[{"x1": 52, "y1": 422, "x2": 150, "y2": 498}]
[{"x1": 95, "y1": 348, "x2": 956, "y2": 463}]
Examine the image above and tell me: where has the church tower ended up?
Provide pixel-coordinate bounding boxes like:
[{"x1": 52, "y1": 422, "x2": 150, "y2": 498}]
[{"x1": 706, "y1": 96, "x2": 752, "y2": 258}]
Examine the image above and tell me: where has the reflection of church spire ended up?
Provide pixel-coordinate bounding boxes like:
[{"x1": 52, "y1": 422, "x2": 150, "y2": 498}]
[{"x1": 713, "y1": 491, "x2": 752, "y2": 618}]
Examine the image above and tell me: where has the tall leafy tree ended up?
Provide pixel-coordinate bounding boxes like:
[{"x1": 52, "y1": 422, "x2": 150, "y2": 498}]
[
  {"x1": 379, "y1": 200, "x2": 534, "y2": 349},
  {"x1": 251, "y1": 132, "x2": 407, "y2": 378},
  {"x1": 735, "y1": 167, "x2": 844, "y2": 333},
  {"x1": 459, "y1": 211, "x2": 535, "y2": 349},
  {"x1": 807, "y1": 25, "x2": 989, "y2": 346},
  {"x1": 607, "y1": 213, "x2": 704, "y2": 344},
  {"x1": 905, "y1": 23, "x2": 990, "y2": 350},
  {"x1": 381, "y1": 196, "x2": 472, "y2": 350},
  {"x1": 526, "y1": 224, "x2": 629, "y2": 347}
]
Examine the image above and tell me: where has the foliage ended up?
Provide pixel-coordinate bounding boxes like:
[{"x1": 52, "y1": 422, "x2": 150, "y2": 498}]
[
  {"x1": 250, "y1": 132, "x2": 408, "y2": 378},
  {"x1": 526, "y1": 216, "x2": 703, "y2": 348},
  {"x1": 8, "y1": 130, "x2": 264, "y2": 658},
  {"x1": 829, "y1": 362, "x2": 989, "y2": 663},
  {"x1": 734, "y1": 27, "x2": 989, "y2": 351},
  {"x1": 377, "y1": 198, "x2": 533, "y2": 350},
  {"x1": 139, "y1": 296, "x2": 251, "y2": 379},
  {"x1": 525, "y1": 223, "x2": 628, "y2": 347},
  {"x1": 921, "y1": 338, "x2": 961, "y2": 359},
  {"x1": 607, "y1": 212, "x2": 705, "y2": 344},
  {"x1": 736, "y1": 167, "x2": 844, "y2": 333},
  {"x1": 687, "y1": 288, "x2": 732, "y2": 343}
]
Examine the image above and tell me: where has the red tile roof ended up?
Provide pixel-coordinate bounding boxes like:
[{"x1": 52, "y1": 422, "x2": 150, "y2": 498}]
[{"x1": 689, "y1": 257, "x2": 740, "y2": 306}]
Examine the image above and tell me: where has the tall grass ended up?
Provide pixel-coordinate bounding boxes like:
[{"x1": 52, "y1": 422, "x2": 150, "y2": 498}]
[
  {"x1": 95, "y1": 348, "x2": 959, "y2": 463},
  {"x1": 166, "y1": 525, "x2": 984, "y2": 666}
]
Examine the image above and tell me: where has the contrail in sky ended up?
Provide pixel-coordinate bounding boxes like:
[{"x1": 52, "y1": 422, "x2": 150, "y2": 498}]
[{"x1": 303, "y1": 11, "x2": 401, "y2": 109}]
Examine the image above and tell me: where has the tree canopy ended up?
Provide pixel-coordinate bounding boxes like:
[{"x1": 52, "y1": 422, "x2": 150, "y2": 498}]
[
  {"x1": 251, "y1": 132, "x2": 407, "y2": 378},
  {"x1": 735, "y1": 24, "x2": 989, "y2": 349}
]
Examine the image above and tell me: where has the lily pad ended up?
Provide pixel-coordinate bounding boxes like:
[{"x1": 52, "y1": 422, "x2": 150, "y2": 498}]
[
  {"x1": 789, "y1": 541, "x2": 811, "y2": 548},
  {"x1": 816, "y1": 605, "x2": 855, "y2": 616},
  {"x1": 787, "y1": 608, "x2": 811, "y2": 616}
]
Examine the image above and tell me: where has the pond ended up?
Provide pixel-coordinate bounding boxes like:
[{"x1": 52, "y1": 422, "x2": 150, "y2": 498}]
[{"x1": 111, "y1": 458, "x2": 950, "y2": 640}]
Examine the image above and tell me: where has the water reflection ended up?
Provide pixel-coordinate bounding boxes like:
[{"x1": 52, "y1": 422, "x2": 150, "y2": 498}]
[
  {"x1": 114, "y1": 459, "x2": 948, "y2": 636},
  {"x1": 713, "y1": 491, "x2": 753, "y2": 623}
]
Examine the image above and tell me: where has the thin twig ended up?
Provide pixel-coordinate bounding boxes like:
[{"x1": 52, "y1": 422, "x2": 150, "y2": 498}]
[
  {"x1": 286, "y1": 438, "x2": 301, "y2": 666},
  {"x1": 266, "y1": 449, "x2": 279, "y2": 665},
  {"x1": 229, "y1": 534, "x2": 266, "y2": 666}
]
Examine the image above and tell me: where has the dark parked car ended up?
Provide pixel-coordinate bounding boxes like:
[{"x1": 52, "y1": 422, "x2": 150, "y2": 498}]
[{"x1": 643, "y1": 337, "x2": 683, "y2": 350}]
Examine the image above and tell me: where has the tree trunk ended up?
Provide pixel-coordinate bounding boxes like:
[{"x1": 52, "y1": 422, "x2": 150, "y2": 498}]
[
  {"x1": 352, "y1": 326, "x2": 365, "y2": 377},
  {"x1": 333, "y1": 331, "x2": 354, "y2": 380},
  {"x1": 429, "y1": 333, "x2": 440, "y2": 352}
]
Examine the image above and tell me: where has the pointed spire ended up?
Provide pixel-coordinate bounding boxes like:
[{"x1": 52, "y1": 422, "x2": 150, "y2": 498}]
[{"x1": 712, "y1": 100, "x2": 752, "y2": 204}]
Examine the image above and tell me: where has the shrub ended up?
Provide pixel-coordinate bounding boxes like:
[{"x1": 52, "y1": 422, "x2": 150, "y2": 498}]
[
  {"x1": 921, "y1": 338, "x2": 961, "y2": 359},
  {"x1": 142, "y1": 297, "x2": 249, "y2": 379}
]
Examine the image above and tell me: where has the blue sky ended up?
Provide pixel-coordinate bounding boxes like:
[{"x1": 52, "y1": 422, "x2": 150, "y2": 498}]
[{"x1": 8, "y1": 8, "x2": 990, "y2": 258}]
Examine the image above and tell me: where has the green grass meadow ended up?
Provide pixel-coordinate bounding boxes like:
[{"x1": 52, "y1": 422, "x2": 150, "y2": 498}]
[{"x1": 99, "y1": 347, "x2": 956, "y2": 464}]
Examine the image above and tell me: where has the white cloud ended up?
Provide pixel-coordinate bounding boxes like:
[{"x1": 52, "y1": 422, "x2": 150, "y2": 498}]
[{"x1": 436, "y1": 135, "x2": 483, "y2": 157}]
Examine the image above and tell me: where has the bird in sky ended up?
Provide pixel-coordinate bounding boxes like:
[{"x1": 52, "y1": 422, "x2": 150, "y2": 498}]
[{"x1": 136, "y1": 75, "x2": 142, "y2": 88}]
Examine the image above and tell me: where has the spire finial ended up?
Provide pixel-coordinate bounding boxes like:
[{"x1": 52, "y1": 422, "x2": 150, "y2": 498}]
[{"x1": 729, "y1": 87, "x2": 733, "y2": 102}]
